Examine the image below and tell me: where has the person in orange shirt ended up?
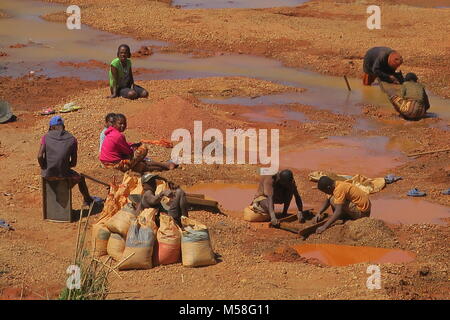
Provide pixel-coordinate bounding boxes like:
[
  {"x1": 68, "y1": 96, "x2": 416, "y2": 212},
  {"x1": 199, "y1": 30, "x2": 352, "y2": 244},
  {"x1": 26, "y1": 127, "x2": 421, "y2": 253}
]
[{"x1": 315, "y1": 176, "x2": 371, "y2": 234}]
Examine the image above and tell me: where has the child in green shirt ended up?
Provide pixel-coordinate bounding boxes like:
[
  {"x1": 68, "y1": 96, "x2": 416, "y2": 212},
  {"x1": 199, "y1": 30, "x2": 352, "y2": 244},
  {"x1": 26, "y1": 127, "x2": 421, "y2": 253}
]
[{"x1": 108, "y1": 44, "x2": 149, "y2": 100}]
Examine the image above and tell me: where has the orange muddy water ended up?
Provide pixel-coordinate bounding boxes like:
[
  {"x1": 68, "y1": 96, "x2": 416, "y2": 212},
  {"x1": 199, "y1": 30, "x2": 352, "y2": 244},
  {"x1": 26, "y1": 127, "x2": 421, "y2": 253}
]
[
  {"x1": 186, "y1": 182, "x2": 257, "y2": 212},
  {"x1": 371, "y1": 198, "x2": 450, "y2": 225},
  {"x1": 291, "y1": 243, "x2": 415, "y2": 266},
  {"x1": 280, "y1": 136, "x2": 407, "y2": 177}
]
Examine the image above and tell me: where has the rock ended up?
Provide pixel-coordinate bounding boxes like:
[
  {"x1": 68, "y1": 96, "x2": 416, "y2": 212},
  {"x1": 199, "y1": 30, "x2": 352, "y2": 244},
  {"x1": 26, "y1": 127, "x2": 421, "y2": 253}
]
[{"x1": 419, "y1": 267, "x2": 430, "y2": 277}]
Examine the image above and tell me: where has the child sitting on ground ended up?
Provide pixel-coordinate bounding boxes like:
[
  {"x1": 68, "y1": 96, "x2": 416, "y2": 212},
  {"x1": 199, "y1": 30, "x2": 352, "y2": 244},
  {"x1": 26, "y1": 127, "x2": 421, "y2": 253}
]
[
  {"x1": 99, "y1": 113, "x2": 177, "y2": 173},
  {"x1": 99, "y1": 113, "x2": 116, "y2": 152},
  {"x1": 107, "y1": 44, "x2": 149, "y2": 100}
]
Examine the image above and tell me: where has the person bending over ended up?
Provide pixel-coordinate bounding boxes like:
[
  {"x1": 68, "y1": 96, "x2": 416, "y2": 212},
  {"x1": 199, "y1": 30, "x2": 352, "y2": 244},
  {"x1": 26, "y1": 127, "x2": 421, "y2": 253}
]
[
  {"x1": 251, "y1": 169, "x2": 305, "y2": 227},
  {"x1": 315, "y1": 176, "x2": 371, "y2": 234},
  {"x1": 136, "y1": 173, "x2": 188, "y2": 227},
  {"x1": 362, "y1": 46, "x2": 404, "y2": 85}
]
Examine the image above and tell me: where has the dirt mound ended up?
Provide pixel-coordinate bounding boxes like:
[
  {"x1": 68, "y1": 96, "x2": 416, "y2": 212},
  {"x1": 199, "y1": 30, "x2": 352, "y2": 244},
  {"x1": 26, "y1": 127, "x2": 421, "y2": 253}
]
[
  {"x1": 264, "y1": 246, "x2": 323, "y2": 265},
  {"x1": 132, "y1": 46, "x2": 153, "y2": 58},
  {"x1": 127, "y1": 95, "x2": 232, "y2": 140},
  {"x1": 9, "y1": 43, "x2": 27, "y2": 49},
  {"x1": 58, "y1": 60, "x2": 108, "y2": 69},
  {"x1": 306, "y1": 218, "x2": 398, "y2": 248}
]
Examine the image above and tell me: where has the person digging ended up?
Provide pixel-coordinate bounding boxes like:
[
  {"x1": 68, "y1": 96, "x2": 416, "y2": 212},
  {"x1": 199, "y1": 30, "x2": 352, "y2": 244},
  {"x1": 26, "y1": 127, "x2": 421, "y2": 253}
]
[
  {"x1": 314, "y1": 176, "x2": 371, "y2": 234},
  {"x1": 251, "y1": 169, "x2": 305, "y2": 227}
]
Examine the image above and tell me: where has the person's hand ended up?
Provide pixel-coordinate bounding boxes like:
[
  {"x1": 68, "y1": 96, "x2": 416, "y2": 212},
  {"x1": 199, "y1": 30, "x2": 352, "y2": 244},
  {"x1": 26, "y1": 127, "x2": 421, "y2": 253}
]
[
  {"x1": 131, "y1": 142, "x2": 142, "y2": 148},
  {"x1": 106, "y1": 94, "x2": 117, "y2": 99},
  {"x1": 313, "y1": 213, "x2": 325, "y2": 224},
  {"x1": 162, "y1": 189, "x2": 173, "y2": 197},
  {"x1": 316, "y1": 225, "x2": 326, "y2": 234},
  {"x1": 270, "y1": 218, "x2": 280, "y2": 228},
  {"x1": 389, "y1": 75, "x2": 399, "y2": 84}
]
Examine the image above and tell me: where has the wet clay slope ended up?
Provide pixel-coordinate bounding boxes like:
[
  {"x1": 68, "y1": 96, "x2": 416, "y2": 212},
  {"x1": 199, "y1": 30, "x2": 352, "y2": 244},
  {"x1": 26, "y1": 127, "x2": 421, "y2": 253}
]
[{"x1": 41, "y1": 0, "x2": 450, "y2": 98}]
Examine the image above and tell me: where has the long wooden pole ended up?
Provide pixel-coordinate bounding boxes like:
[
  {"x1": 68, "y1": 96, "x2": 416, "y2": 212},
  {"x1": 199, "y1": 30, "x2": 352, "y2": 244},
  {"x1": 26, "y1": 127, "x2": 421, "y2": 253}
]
[
  {"x1": 407, "y1": 148, "x2": 450, "y2": 157},
  {"x1": 80, "y1": 173, "x2": 110, "y2": 187},
  {"x1": 344, "y1": 76, "x2": 351, "y2": 91}
]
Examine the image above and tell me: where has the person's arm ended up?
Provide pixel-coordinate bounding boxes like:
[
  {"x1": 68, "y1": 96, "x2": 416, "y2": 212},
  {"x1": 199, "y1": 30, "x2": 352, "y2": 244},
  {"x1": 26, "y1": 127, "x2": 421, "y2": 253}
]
[
  {"x1": 400, "y1": 85, "x2": 407, "y2": 98},
  {"x1": 69, "y1": 138, "x2": 78, "y2": 168},
  {"x1": 114, "y1": 133, "x2": 134, "y2": 158},
  {"x1": 37, "y1": 144, "x2": 46, "y2": 170},
  {"x1": 129, "y1": 66, "x2": 135, "y2": 89},
  {"x1": 292, "y1": 180, "x2": 303, "y2": 213},
  {"x1": 130, "y1": 141, "x2": 142, "y2": 149},
  {"x1": 292, "y1": 180, "x2": 304, "y2": 223},
  {"x1": 318, "y1": 198, "x2": 330, "y2": 214},
  {"x1": 316, "y1": 204, "x2": 343, "y2": 234},
  {"x1": 263, "y1": 178, "x2": 278, "y2": 226},
  {"x1": 372, "y1": 55, "x2": 398, "y2": 83},
  {"x1": 423, "y1": 88, "x2": 431, "y2": 109},
  {"x1": 141, "y1": 189, "x2": 171, "y2": 208},
  {"x1": 313, "y1": 198, "x2": 331, "y2": 223},
  {"x1": 108, "y1": 66, "x2": 119, "y2": 98}
]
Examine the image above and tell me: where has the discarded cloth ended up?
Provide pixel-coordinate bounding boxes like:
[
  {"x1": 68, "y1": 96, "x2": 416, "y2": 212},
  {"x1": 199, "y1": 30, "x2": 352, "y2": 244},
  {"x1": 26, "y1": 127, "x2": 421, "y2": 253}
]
[
  {"x1": 407, "y1": 188, "x2": 426, "y2": 197},
  {"x1": 141, "y1": 139, "x2": 173, "y2": 149},
  {"x1": 309, "y1": 171, "x2": 386, "y2": 194},
  {"x1": 59, "y1": 102, "x2": 81, "y2": 113},
  {"x1": 441, "y1": 188, "x2": 450, "y2": 195}
]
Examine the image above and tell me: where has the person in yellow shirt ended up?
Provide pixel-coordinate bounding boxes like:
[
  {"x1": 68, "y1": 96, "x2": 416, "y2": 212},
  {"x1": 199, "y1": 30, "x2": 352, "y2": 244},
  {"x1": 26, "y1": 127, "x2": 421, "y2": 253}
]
[{"x1": 315, "y1": 176, "x2": 371, "y2": 234}]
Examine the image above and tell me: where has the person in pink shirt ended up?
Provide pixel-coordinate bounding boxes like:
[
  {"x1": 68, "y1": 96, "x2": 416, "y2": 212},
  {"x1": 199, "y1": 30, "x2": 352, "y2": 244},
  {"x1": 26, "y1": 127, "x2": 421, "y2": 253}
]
[{"x1": 99, "y1": 114, "x2": 177, "y2": 173}]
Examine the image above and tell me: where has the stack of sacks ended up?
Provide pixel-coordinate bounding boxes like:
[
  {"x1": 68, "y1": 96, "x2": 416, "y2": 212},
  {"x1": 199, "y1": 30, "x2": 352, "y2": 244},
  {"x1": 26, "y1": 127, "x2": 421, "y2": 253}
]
[
  {"x1": 91, "y1": 172, "x2": 141, "y2": 258},
  {"x1": 93, "y1": 174, "x2": 217, "y2": 270}
]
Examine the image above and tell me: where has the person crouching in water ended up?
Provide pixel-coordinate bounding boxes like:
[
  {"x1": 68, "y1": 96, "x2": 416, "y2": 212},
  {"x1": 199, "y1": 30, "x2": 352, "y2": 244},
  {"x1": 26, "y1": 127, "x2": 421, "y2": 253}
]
[
  {"x1": 136, "y1": 174, "x2": 188, "y2": 227},
  {"x1": 314, "y1": 176, "x2": 371, "y2": 234},
  {"x1": 99, "y1": 113, "x2": 177, "y2": 173},
  {"x1": 389, "y1": 72, "x2": 430, "y2": 120},
  {"x1": 107, "y1": 44, "x2": 148, "y2": 100}
]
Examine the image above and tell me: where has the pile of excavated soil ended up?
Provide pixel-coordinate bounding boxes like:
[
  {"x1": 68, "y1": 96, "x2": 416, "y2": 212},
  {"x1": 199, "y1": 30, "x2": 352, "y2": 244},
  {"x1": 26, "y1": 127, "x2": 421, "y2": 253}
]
[
  {"x1": 264, "y1": 246, "x2": 323, "y2": 265},
  {"x1": 127, "y1": 95, "x2": 233, "y2": 140},
  {"x1": 306, "y1": 218, "x2": 399, "y2": 248}
]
